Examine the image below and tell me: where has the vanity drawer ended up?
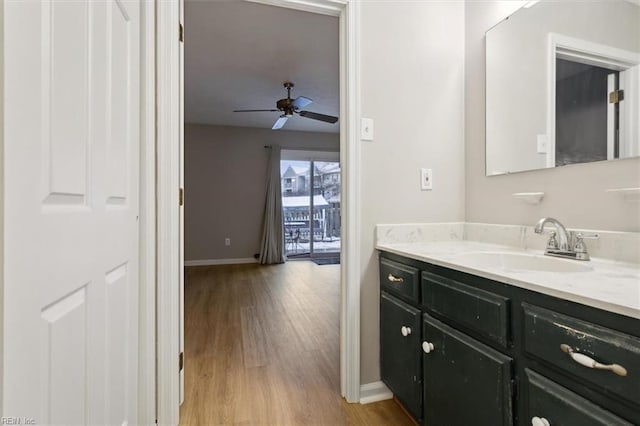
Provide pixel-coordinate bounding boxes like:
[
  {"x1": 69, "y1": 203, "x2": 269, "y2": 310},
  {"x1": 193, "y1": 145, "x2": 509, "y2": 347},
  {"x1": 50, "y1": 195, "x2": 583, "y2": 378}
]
[
  {"x1": 380, "y1": 258, "x2": 420, "y2": 303},
  {"x1": 524, "y1": 369, "x2": 633, "y2": 426},
  {"x1": 422, "y1": 271, "x2": 510, "y2": 347},
  {"x1": 523, "y1": 303, "x2": 640, "y2": 404}
]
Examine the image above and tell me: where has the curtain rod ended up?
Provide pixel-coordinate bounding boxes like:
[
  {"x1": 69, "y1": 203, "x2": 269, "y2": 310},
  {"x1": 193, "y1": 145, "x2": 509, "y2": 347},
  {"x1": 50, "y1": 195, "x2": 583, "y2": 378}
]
[{"x1": 264, "y1": 145, "x2": 338, "y2": 152}]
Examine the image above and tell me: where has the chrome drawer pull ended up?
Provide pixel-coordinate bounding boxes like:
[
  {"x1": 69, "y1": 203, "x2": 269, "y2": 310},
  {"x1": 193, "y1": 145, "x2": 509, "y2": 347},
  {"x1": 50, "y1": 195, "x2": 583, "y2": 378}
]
[
  {"x1": 560, "y1": 344, "x2": 627, "y2": 377},
  {"x1": 401, "y1": 326, "x2": 412, "y2": 337},
  {"x1": 531, "y1": 416, "x2": 550, "y2": 426},
  {"x1": 387, "y1": 274, "x2": 404, "y2": 283}
]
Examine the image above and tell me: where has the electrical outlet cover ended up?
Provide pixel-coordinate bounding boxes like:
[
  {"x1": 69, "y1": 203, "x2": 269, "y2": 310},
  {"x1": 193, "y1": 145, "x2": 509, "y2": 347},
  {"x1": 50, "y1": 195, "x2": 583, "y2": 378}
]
[{"x1": 421, "y1": 168, "x2": 433, "y2": 190}]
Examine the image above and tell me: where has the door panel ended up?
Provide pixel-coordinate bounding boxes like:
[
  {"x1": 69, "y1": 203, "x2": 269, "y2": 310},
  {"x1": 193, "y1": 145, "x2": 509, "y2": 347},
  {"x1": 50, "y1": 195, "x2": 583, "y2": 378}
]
[
  {"x1": 381, "y1": 293, "x2": 422, "y2": 420},
  {"x1": 422, "y1": 313, "x2": 513, "y2": 426},
  {"x1": 40, "y1": 286, "x2": 89, "y2": 425},
  {"x1": 4, "y1": 0, "x2": 141, "y2": 423}
]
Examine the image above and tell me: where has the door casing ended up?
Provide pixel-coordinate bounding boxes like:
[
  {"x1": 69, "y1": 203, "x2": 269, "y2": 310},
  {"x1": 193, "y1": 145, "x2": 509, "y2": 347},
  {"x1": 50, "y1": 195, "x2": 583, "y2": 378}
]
[{"x1": 153, "y1": 0, "x2": 363, "y2": 422}]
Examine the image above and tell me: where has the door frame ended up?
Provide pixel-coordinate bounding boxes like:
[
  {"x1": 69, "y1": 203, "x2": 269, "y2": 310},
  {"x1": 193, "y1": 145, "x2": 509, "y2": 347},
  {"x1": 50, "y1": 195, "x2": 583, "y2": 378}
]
[
  {"x1": 153, "y1": 0, "x2": 362, "y2": 421},
  {"x1": 546, "y1": 33, "x2": 640, "y2": 168}
]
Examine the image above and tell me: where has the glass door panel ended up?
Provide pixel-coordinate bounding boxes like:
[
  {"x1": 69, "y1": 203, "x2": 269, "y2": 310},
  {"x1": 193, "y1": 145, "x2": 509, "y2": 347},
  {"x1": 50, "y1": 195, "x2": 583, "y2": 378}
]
[
  {"x1": 281, "y1": 159, "x2": 340, "y2": 258},
  {"x1": 281, "y1": 160, "x2": 311, "y2": 257},
  {"x1": 312, "y1": 161, "x2": 341, "y2": 256}
]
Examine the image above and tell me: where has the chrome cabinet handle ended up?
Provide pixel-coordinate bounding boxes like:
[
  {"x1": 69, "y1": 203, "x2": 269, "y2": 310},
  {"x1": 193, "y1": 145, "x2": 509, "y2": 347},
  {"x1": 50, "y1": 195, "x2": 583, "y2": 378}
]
[
  {"x1": 422, "y1": 341, "x2": 434, "y2": 354},
  {"x1": 387, "y1": 274, "x2": 404, "y2": 283},
  {"x1": 401, "y1": 326, "x2": 412, "y2": 337},
  {"x1": 531, "y1": 416, "x2": 550, "y2": 426},
  {"x1": 560, "y1": 344, "x2": 627, "y2": 377}
]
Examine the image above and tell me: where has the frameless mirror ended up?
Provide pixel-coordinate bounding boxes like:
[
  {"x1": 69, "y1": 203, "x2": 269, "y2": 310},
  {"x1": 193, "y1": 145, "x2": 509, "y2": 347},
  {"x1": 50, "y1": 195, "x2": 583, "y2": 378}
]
[{"x1": 485, "y1": 0, "x2": 640, "y2": 176}]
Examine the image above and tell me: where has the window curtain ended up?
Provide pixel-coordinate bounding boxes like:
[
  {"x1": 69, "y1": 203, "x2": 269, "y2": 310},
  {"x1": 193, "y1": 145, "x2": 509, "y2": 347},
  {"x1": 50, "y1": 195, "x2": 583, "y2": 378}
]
[{"x1": 258, "y1": 145, "x2": 286, "y2": 264}]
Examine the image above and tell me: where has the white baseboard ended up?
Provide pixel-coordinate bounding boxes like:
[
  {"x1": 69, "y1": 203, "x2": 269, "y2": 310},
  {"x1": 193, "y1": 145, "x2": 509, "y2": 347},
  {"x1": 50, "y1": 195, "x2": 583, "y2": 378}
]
[
  {"x1": 184, "y1": 258, "x2": 258, "y2": 267},
  {"x1": 359, "y1": 381, "x2": 393, "y2": 404}
]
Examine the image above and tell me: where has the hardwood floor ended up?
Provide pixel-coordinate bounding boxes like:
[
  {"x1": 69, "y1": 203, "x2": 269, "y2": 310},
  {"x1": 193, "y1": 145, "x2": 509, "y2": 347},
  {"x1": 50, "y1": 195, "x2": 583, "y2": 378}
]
[{"x1": 180, "y1": 262, "x2": 413, "y2": 425}]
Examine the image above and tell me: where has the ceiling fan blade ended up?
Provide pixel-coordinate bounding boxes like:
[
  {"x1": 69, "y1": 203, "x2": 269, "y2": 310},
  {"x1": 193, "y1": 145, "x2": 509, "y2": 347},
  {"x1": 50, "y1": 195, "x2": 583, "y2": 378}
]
[
  {"x1": 233, "y1": 109, "x2": 279, "y2": 112},
  {"x1": 298, "y1": 110, "x2": 339, "y2": 124},
  {"x1": 292, "y1": 96, "x2": 313, "y2": 110},
  {"x1": 272, "y1": 116, "x2": 289, "y2": 130}
]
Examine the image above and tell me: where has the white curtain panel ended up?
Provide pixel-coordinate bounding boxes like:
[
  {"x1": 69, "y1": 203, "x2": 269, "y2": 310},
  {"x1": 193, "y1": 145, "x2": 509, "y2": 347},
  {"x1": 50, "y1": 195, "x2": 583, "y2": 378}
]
[{"x1": 258, "y1": 145, "x2": 286, "y2": 264}]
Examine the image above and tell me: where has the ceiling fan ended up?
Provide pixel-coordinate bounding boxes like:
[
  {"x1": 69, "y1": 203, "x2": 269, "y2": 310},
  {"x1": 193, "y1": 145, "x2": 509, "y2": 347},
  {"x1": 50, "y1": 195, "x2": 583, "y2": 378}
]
[{"x1": 233, "y1": 82, "x2": 339, "y2": 130}]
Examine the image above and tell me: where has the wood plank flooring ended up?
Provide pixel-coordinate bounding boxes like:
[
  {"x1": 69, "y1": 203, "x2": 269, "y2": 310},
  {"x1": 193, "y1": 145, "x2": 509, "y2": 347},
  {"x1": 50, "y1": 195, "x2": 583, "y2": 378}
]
[{"x1": 180, "y1": 262, "x2": 413, "y2": 425}]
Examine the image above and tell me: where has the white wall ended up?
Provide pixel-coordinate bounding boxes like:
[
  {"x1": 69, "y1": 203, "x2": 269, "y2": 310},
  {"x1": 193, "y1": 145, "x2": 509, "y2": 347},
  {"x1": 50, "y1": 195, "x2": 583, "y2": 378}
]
[
  {"x1": 359, "y1": 1, "x2": 466, "y2": 384},
  {"x1": 184, "y1": 124, "x2": 339, "y2": 262},
  {"x1": 486, "y1": 0, "x2": 640, "y2": 175},
  {"x1": 466, "y1": 1, "x2": 640, "y2": 232}
]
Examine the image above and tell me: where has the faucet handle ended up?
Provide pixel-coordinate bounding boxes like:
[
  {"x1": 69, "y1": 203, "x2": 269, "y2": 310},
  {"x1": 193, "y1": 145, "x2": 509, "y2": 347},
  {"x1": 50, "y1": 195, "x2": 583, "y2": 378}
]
[
  {"x1": 574, "y1": 233, "x2": 599, "y2": 258},
  {"x1": 546, "y1": 231, "x2": 559, "y2": 249}
]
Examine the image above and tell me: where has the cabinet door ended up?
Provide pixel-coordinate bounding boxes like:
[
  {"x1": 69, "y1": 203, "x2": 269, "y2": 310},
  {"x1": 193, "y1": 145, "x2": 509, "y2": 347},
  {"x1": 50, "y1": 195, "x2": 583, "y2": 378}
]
[
  {"x1": 381, "y1": 292, "x2": 422, "y2": 420},
  {"x1": 524, "y1": 369, "x2": 633, "y2": 426},
  {"x1": 422, "y1": 313, "x2": 513, "y2": 426}
]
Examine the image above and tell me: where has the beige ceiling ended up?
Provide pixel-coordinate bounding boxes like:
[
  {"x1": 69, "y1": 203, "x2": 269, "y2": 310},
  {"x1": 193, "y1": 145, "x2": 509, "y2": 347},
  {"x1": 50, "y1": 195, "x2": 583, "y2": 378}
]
[{"x1": 184, "y1": 1, "x2": 340, "y2": 133}]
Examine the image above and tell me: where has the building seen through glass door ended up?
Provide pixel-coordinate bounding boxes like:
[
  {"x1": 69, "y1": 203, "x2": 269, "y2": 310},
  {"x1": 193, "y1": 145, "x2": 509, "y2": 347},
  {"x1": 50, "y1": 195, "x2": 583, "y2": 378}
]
[{"x1": 281, "y1": 159, "x2": 340, "y2": 258}]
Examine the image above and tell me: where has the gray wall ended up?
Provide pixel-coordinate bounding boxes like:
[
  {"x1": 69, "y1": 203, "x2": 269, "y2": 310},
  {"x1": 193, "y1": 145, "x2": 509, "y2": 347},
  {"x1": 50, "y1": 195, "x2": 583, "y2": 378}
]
[
  {"x1": 359, "y1": 1, "x2": 466, "y2": 384},
  {"x1": 184, "y1": 124, "x2": 339, "y2": 262},
  {"x1": 466, "y1": 1, "x2": 640, "y2": 232}
]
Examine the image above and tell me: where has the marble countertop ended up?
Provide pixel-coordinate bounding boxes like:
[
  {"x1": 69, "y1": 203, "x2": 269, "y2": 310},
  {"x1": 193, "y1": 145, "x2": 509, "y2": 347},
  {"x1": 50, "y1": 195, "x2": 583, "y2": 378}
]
[{"x1": 376, "y1": 240, "x2": 640, "y2": 320}]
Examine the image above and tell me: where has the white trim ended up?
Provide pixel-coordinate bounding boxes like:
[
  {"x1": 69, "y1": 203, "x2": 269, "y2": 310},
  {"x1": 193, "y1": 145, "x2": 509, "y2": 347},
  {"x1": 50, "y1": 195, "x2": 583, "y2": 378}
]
[
  {"x1": 546, "y1": 33, "x2": 640, "y2": 168},
  {"x1": 359, "y1": 381, "x2": 393, "y2": 405},
  {"x1": 0, "y1": 0, "x2": 4, "y2": 411},
  {"x1": 245, "y1": 0, "x2": 346, "y2": 17},
  {"x1": 340, "y1": 0, "x2": 361, "y2": 403},
  {"x1": 184, "y1": 258, "x2": 259, "y2": 266},
  {"x1": 156, "y1": 0, "x2": 182, "y2": 424},
  {"x1": 607, "y1": 74, "x2": 616, "y2": 160},
  {"x1": 178, "y1": 0, "x2": 185, "y2": 407},
  {"x1": 138, "y1": 1, "x2": 156, "y2": 424}
]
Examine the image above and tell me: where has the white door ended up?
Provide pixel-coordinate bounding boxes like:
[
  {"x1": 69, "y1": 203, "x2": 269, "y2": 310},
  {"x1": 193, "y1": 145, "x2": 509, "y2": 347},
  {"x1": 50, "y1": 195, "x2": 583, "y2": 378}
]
[{"x1": 3, "y1": 1, "x2": 141, "y2": 424}]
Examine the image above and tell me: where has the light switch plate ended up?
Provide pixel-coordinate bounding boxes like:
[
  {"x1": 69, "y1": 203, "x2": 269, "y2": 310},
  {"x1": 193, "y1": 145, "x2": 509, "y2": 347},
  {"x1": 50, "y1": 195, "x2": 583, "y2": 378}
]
[
  {"x1": 361, "y1": 118, "x2": 374, "y2": 141},
  {"x1": 537, "y1": 134, "x2": 548, "y2": 154},
  {"x1": 421, "y1": 168, "x2": 433, "y2": 190}
]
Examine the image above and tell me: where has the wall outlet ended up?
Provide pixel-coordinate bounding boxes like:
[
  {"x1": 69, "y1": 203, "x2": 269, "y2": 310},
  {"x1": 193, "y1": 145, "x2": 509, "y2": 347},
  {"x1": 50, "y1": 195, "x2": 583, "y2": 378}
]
[
  {"x1": 224, "y1": 238, "x2": 231, "y2": 246},
  {"x1": 421, "y1": 168, "x2": 433, "y2": 190}
]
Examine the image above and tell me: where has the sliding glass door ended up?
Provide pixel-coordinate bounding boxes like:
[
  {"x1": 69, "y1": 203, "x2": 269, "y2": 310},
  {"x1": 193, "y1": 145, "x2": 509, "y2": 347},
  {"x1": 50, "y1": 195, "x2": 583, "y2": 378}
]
[{"x1": 281, "y1": 157, "x2": 340, "y2": 258}]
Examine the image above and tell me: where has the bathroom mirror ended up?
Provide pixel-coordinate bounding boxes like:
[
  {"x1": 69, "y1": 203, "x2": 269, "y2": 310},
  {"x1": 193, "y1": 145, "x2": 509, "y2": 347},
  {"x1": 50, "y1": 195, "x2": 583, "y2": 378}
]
[{"x1": 485, "y1": 0, "x2": 640, "y2": 176}]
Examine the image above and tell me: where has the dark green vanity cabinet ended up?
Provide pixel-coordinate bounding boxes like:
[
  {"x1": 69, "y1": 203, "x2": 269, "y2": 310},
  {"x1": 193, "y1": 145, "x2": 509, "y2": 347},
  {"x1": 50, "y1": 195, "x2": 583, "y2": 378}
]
[{"x1": 378, "y1": 251, "x2": 640, "y2": 426}]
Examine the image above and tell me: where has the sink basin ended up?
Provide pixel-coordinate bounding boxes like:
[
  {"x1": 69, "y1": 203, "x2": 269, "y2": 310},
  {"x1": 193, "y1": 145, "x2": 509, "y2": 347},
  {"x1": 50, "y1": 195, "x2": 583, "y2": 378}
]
[{"x1": 453, "y1": 251, "x2": 593, "y2": 273}]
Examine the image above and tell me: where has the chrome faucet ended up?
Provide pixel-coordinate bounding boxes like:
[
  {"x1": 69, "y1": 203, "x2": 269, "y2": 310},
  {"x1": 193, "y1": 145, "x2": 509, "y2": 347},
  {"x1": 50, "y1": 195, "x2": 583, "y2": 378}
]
[
  {"x1": 534, "y1": 217, "x2": 571, "y2": 251},
  {"x1": 534, "y1": 217, "x2": 598, "y2": 261}
]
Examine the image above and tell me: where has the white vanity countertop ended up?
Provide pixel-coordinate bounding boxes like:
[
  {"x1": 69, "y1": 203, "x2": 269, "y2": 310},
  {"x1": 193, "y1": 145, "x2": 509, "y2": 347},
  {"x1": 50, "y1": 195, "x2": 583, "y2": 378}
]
[{"x1": 376, "y1": 240, "x2": 640, "y2": 320}]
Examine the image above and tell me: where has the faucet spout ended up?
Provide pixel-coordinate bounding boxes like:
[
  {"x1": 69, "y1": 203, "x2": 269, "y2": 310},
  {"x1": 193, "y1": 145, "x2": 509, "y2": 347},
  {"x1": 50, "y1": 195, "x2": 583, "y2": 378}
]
[{"x1": 534, "y1": 217, "x2": 570, "y2": 251}]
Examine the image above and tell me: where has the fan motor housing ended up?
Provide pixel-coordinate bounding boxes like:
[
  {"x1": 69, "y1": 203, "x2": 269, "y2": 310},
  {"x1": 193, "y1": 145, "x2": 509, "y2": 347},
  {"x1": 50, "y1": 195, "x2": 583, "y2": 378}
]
[{"x1": 276, "y1": 98, "x2": 295, "y2": 116}]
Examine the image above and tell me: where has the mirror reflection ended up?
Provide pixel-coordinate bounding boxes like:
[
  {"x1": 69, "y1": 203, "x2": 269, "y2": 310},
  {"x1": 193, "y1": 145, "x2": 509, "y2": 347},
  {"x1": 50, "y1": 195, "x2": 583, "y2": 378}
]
[{"x1": 485, "y1": 0, "x2": 640, "y2": 176}]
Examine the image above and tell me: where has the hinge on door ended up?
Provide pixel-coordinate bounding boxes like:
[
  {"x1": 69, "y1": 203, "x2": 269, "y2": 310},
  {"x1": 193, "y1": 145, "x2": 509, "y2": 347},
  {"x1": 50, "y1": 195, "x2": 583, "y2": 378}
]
[
  {"x1": 179, "y1": 351, "x2": 184, "y2": 371},
  {"x1": 609, "y1": 89, "x2": 624, "y2": 104},
  {"x1": 179, "y1": 187, "x2": 184, "y2": 206},
  {"x1": 179, "y1": 22, "x2": 184, "y2": 43}
]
